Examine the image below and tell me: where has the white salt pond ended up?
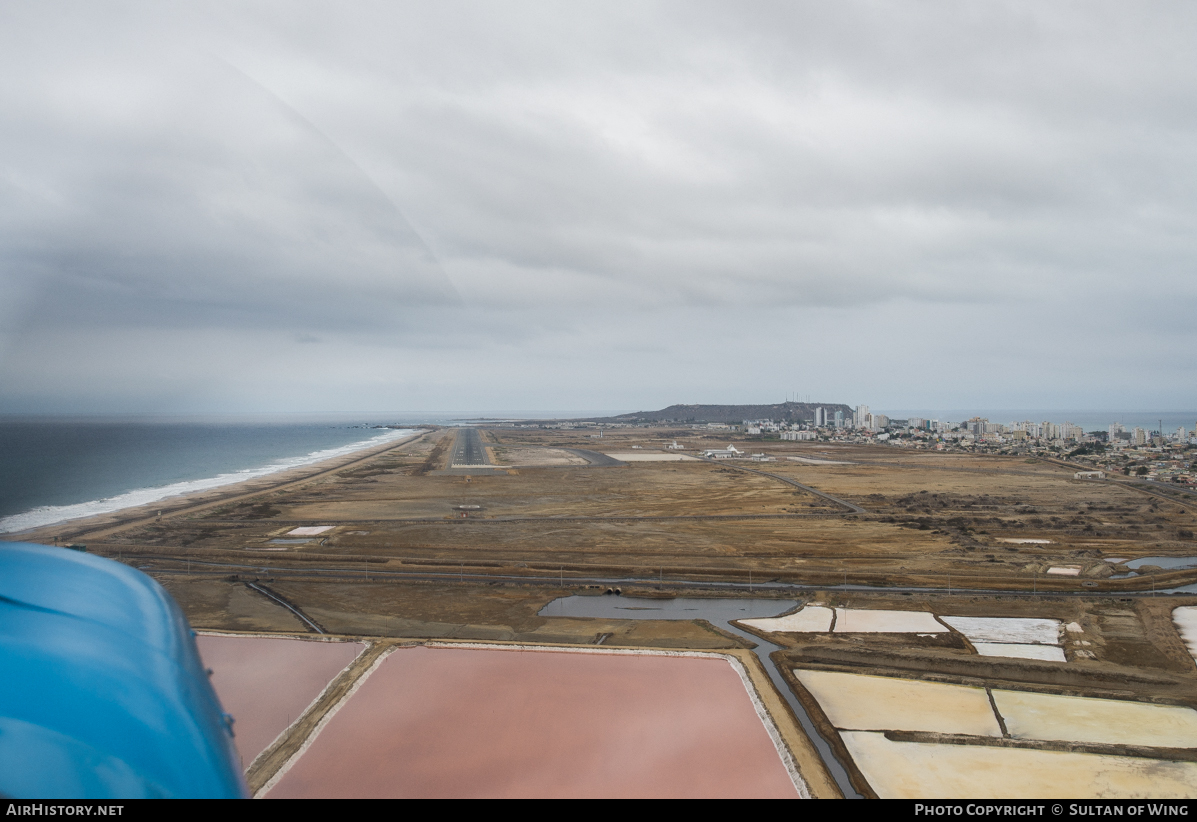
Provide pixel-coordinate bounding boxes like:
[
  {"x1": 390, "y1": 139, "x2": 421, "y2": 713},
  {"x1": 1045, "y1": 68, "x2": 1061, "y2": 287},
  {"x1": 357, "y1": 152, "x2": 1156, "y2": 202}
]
[
  {"x1": 973, "y1": 643, "x2": 1067, "y2": 662},
  {"x1": 287, "y1": 526, "x2": 333, "y2": 536},
  {"x1": 1047, "y1": 566, "x2": 1081, "y2": 576},
  {"x1": 941, "y1": 616, "x2": 1060, "y2": 645},
  {"x1": 840, "y1": 731, "x2": 1197, "y2": 799},
  {"x1": 602, "y1": 452, "x2": 699, "y2": 461},
  {"x1": 794, "y1": 670, "x2": 1001, "y2": 737},
  {"x1": 993, "y1": 690, "x2": 1197, "y2": 749},
  {"x1": 1173, "y1": 607, "x2": 1197, "y2": 663},
  {"x1": 740, "y1": 607, "x2": 948, "y2": 635},
  {"x1": 833, "y1": 608, "x2": 945, "y2": 633},
  {"x1": 738, "y1": 606, "x2": 834, "y2": 633}
]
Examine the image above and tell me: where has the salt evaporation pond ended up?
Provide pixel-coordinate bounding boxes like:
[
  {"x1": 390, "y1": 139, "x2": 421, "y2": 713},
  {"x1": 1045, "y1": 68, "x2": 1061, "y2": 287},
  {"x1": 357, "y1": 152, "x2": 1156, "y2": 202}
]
[
  {"x1": 940, "y1": 616, "x2": 1060, "y2": 645},
  {"x1": 743, "y1": 606, "x2": 948, "y2": 635},
  {"x1": 265, "y1": 645, "x2": 801, "y2": 798},
  {"x1": 795, "y1": 670, "x2": 1002, "y2": 737},
  {"x1": 973, "y1": 643, "x2": 1066, "y2": 662},
  {"x1": 993, "y1": 690, "x2": 1197, "y2": 749},
  {"x1": 832, "y1": 608, "x2": 945, "y2": 633},
  {"x1": 539, "y1": 594, "x2": 861, "y2": 799},
  {"x1": 841, "y1": 732, "x2": 1197, "y2": 799},
  {"x1": 1126, "y1": 556, "x2": 1197, "y2": 570},
  {"x1": 196, "y1": 634, "x2": 364, "y2": 767},
  {"x1": 1174, "y1": 607, "x2": 1197, "y2": 663},
  {"x1": 740, "y1": 606, "x2": 834, "y2": 633}
]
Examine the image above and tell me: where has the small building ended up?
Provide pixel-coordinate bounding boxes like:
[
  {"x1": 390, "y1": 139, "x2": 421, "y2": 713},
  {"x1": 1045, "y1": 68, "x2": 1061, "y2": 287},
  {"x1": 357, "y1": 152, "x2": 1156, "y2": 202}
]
[
  {"x1": 1074, "y1": 471, "x2": 1106, "y2": 479},
  {"x1": 703, "y1": 444, "x2": 742, "y2": 459}
]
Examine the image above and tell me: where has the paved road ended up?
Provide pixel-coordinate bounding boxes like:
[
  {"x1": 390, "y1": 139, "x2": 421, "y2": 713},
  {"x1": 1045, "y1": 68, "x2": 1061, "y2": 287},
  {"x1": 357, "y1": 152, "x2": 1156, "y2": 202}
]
[
  {"x1": 245, "y1": 583, "x2": 325, "y2": 633},
  {"x1": 1129, "y1": 478, "x2": 1197, "y2": 508},
  {"x1": 136, "y1": 554, "x2": 1197, "y2": 597},
  {"x1": 450, "y1": 428, "x2": 491, "y2": 467},
  {"x1": 705, "y1": 459, "x2": 867, "y2": 514},
  {"x1": 196, "y1": 513, "x2": 844, "y2": 528}
]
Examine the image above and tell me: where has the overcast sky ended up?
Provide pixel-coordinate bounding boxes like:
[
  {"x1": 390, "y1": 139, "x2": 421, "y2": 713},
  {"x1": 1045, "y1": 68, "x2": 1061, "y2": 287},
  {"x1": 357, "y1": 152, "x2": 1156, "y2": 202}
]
[{"x1": 2, "y1": 2, "x2": 1195, "y2": 416}]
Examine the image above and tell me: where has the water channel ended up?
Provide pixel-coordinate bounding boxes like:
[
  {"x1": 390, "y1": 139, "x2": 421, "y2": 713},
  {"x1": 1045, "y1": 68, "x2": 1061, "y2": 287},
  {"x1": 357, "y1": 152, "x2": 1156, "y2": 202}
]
[{"x1": 539, "y1": 594, "x2": 863, "y2": 799}]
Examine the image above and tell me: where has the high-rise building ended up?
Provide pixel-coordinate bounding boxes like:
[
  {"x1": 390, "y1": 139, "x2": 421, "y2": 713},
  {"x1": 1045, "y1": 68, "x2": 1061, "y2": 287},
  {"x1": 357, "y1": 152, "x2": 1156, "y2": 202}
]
[
  {"x1": 834, "y1": 410, "x2": 844, "y2": 428},
  {"x1": 966, "y1": 417, "x2": 989, "y2": 437},
  {"x1": 854, "y1": 405, "x2": 869, "y2": 429},
  {"x1": 814, "y1": 407, "x2": 826, "y2": 427}
]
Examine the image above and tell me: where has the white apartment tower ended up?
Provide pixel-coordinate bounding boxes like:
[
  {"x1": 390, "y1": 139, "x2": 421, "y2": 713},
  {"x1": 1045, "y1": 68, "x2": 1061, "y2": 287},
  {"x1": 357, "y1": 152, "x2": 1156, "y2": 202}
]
[{"x1": 854, "y1": 405, "x2": 869, "y2": 429}]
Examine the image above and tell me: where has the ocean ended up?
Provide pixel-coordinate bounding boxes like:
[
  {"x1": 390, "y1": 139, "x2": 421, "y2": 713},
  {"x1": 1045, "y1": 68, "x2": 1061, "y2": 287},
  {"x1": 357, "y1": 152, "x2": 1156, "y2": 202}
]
[{"x1": 0, "y1": 418, "x2": 419, "y2": 534}]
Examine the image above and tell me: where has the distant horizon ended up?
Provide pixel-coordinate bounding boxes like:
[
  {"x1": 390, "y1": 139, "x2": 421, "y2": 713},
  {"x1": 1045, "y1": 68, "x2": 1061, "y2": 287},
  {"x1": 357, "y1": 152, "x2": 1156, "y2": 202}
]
[{"x1": 4, "y1": 404, "x2": 1195, "y2": 428}]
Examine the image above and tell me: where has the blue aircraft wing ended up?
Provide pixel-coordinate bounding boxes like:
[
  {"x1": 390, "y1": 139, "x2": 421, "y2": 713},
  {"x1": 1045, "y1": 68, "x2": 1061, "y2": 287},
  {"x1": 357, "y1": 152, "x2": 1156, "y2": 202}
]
[{"x1": 0, "y1": 542, "x2": 248, "y2": 798}]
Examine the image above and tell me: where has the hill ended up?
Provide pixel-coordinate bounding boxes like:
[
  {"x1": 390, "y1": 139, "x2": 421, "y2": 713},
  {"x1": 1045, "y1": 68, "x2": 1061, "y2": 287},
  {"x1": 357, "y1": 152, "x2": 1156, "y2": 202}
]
[{"x1": 590, "y1": 401, "x2": 853, "y2": 425}]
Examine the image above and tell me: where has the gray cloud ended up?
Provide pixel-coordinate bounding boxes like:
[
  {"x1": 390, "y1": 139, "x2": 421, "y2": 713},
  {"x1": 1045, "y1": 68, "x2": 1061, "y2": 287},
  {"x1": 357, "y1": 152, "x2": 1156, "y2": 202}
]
[{"x1": 1, "y1": 1, "x2": 1195, "y2": 413}]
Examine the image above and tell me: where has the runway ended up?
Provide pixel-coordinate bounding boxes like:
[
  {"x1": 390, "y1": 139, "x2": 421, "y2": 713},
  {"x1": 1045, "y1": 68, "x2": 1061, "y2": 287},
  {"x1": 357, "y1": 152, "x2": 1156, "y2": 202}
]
[{"x1": 449, "y1": 428, "x2": 491, "y2": 468}]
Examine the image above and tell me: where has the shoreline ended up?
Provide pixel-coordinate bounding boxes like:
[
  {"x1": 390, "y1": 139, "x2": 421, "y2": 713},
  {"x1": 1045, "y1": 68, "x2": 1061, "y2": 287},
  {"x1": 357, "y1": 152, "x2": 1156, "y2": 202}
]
[{"x1": 2, "y1": 429, "x2": 430, "y2": 546}]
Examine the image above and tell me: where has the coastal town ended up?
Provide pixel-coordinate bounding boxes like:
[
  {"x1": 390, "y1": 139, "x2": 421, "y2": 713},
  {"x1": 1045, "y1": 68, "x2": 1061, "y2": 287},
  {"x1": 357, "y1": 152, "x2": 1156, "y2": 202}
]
[{"x1": 501, "y1": 404, "x2": 1197, "y2": 488}]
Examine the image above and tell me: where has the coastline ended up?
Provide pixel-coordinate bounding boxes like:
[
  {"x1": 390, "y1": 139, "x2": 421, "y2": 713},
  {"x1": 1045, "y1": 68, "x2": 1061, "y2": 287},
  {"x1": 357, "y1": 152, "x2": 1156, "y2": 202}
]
[{"x1": 1, "y1": 429, "x2": 428, "y2": 546}]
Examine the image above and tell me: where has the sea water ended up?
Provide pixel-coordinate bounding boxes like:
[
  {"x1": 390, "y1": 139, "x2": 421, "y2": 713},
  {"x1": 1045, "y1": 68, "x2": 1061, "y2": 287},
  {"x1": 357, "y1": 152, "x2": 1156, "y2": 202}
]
[{"x1": 0, "y1": 417, "x2": 417, "y2": 534}]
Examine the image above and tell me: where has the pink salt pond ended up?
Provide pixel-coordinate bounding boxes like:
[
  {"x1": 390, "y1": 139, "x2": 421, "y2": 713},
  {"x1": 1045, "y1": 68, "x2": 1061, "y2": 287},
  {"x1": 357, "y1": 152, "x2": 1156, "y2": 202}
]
[
  {"x1": 196, "y1": 634, "x2": 364, "y2": 768},
  {"x1": 266, "y1": 645, "x2": 799, "y2": 799}
]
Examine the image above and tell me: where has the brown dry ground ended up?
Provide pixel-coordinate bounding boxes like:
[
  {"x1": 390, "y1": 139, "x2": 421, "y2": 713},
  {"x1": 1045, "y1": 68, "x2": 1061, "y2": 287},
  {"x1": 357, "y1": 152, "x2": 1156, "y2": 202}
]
[
  {"x1": 43, "y1": 427, "x2": 1196, "y2": 588},
  {"x1": 488, "y1": 445, "x2": 587, "y2": 466},
  {"x1": 20, "y1": 424, "x2": 1197, "y2": 641},
  {"x1": 160, "y1": 576, "x2": 746, "y2": 649},
  {"x1": 10, "y1": 425, "x2": 1197, "y2": 796}
]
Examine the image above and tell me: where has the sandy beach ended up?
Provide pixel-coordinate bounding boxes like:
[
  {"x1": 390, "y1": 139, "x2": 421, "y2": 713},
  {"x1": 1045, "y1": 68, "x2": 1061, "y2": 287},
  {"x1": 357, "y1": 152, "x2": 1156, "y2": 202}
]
[{"x1": 3, "y1": 429, "x2": 427, "y2": 546}]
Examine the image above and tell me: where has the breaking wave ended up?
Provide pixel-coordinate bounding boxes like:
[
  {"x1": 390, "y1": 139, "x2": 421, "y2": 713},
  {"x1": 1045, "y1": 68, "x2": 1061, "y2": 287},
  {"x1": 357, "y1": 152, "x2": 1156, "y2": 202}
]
[{"x1": 0, "y1": 428, "x2": 416, "y2": 534}]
